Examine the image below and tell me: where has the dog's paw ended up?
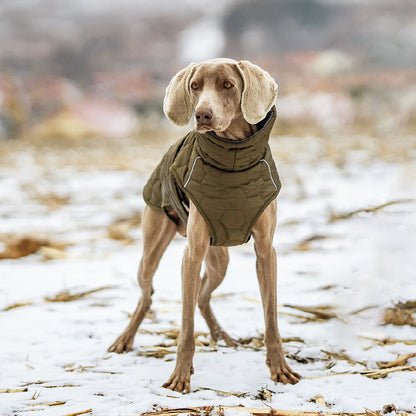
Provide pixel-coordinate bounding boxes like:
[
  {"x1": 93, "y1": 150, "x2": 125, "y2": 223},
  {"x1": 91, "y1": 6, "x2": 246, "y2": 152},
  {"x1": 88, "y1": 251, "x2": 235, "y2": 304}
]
[
  {"x1": 163, "y1": 368, "x2": 192, "y2": 393},
  {"x1": 108, "y1": 333, "x2": 134, "y2": 353},
  {"x1": 213, "y1": 330, "x2": 240, "y2": 348},
  {"x1": 267, "y1": 358, "x2": 301, "y2": 385},
  {"x1": 208, "y1": 324, "x2": 240, "y2": 348}
]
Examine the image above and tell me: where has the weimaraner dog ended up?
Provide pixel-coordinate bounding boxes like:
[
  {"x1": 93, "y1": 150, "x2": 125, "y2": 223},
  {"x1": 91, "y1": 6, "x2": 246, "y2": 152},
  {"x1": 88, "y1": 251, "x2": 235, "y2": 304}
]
[{"x1": 109, "y1": 58, "x2": 300, "y2": 392}]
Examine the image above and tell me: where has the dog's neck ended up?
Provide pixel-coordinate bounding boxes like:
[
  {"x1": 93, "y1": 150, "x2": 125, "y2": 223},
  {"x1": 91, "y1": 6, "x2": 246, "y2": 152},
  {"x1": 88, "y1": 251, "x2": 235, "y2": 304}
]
[{"x1": 215, "y1": 113, "x2": 258, "y2": 140}]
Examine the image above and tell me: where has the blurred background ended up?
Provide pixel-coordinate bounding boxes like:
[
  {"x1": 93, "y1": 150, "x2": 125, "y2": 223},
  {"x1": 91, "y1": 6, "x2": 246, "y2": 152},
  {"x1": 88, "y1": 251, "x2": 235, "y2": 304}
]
[{"x1": 1, "y1": 0, "x2": 416, "y2": 142}]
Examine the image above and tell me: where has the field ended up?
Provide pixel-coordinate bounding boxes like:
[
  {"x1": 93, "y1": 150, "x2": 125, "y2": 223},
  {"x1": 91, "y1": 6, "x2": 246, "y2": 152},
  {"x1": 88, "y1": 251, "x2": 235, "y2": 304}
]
[{"x1": 0, "y1": 131, "x2": 415, "y2": 416}]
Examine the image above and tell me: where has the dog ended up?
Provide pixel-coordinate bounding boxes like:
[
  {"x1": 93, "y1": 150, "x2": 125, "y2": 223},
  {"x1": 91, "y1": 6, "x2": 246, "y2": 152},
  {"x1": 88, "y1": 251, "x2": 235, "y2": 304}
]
[{"x1": 109, "y1": 58, "x2": 301, "y2": 392}]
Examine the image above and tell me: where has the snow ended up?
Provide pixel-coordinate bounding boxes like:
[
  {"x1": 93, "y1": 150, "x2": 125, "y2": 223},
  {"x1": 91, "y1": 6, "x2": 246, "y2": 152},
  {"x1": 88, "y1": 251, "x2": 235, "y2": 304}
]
[{"x1": 0, "y1": 137, "x2": 415, "y2": 415}]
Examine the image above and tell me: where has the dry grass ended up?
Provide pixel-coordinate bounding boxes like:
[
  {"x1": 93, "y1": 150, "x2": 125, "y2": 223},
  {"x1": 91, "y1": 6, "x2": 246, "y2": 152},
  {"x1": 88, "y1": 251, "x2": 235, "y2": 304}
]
[
  {"x1": 21, "y1": 184, "x2": 71, "y2": 210},
  {"x1": 292, "y1": 234, "x2": 328, "y2": 251},
  {"x1": 282, "y1": 304, "x2": 346, "y2": 323},
  {"x1": 329, "y1": 199, "x2": 414, "y2": 222},
  {"x1": 382, "y1": 300, "x2": 416, "y2": 327},
  {"x1": 357, "y1": 366, "x2": 416, "y2": 380},
  {"x1": 321, "y1": 350, "x2": 366, "y2": 367},
  {"x1": 141, "y1": 405, "x2": 415, "y2": 416},
  {"x1": 45, "y1": 286, "x2": 115, "y2": 302},
  {"x1": 2, "y1": 301, "x2": 34, "y2": 311},
  {"x1": 383, "y1": 308, "x2": 416, "y2": 327},
  {"x1": 62, "y1": 410, "x2": 93, "y2": 416},
  {"x1": 0, "y1": 388, "x2": 28, "y2": 393},
  {"x1": 377, "y1": 353, "x2": 416, "y2": 369},
  {"x1": 0, "y1": 123, "x2": 182, "y2": 175},
  {"x1": 1, "y1": 125, "x2": 415, "y2": 178},
  {"x1": 107, "y1": 211, "x2": 142, "y2": 244},
  {"x1": 28, "y1": 401, "x2": 66, "y2": 407},
  {"x1": 0, "y1": 235, "x2": 69, "y2": 260},
  {"x1": 2, "y1": 285, "x2": 115, "y2": 311},
  {"x1": 360, "y1": 336, "x2": 416, "y2": 346}
]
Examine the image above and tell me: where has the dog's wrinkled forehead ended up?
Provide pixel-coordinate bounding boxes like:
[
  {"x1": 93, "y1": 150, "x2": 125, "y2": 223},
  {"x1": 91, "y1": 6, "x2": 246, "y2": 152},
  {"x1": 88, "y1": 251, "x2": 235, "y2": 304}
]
[{"x1": 190, "y1": 61, "x2": 242, "y2": 89}]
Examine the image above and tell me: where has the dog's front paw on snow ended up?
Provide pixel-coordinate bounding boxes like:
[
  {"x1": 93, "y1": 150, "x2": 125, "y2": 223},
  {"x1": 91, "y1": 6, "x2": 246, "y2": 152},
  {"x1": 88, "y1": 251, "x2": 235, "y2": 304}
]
[
  {"x1": 266, "y1": 357, "x2": 301, "y2": 385},
  {"x1": 163, "y1": 367, "x2": 193, "y2": 393}
]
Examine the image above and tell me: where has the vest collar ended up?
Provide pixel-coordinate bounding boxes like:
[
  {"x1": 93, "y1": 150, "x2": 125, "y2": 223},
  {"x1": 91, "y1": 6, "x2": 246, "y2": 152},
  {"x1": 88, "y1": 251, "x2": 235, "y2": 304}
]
[{"x1": 195, "y1": 106, "x2": 277, "y2": 172}]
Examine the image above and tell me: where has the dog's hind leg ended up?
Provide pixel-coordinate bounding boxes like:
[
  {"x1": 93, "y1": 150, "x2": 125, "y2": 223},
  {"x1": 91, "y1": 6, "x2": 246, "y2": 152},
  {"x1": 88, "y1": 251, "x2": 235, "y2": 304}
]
[
  {"x1": 109, "y1": 206, "x2": 177, "y2": 353},
  {"x1": 198, "y1": 246, "x2": 238, "y2": 347}
]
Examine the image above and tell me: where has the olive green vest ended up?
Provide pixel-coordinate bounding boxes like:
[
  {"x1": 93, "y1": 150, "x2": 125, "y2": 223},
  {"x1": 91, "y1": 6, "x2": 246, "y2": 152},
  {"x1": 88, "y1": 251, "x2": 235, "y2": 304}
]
[{"x1": 143, "y1": 106, "x2": 280, "y2": 246}]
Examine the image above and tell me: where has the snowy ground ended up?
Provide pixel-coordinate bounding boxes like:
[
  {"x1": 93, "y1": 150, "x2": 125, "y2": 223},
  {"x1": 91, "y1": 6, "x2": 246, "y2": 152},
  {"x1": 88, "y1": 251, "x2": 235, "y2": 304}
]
[{"x1": 0, "y1": 136, "x2": 415, "y2": 416}]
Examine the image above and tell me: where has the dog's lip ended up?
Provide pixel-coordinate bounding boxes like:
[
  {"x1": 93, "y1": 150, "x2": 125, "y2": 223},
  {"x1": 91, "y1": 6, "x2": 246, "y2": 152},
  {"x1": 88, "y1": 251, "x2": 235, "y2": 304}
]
[{"x1": 195, "y1": 123, "x2": 214, "y2": 131}]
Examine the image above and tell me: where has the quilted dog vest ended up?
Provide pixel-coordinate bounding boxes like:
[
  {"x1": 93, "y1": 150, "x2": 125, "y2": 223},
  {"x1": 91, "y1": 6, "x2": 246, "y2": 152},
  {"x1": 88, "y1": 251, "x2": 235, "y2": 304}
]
[{"x1": 143, "y1": 106, "x2": 281, "y2": 246}]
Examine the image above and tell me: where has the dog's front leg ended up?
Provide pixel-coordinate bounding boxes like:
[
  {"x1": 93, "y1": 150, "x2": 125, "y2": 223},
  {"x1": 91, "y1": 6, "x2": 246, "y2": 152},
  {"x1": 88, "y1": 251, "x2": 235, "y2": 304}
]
[
  {"x1": 252, "y1": 201, "x2": 301, "y2": 384},
  {"x1": 163, "y1": 203, "x2": 210, "y2": 393}
]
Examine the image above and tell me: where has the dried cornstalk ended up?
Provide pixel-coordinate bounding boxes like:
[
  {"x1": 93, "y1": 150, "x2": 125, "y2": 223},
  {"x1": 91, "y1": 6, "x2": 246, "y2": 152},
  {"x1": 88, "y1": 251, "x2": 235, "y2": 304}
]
[
  {"x1": 286, "y1": 353, "x2": 319, "y2": 364},
  {"x1": 0, "y1": 388, "x2": 28, "y2": 393},
  {"x1": 40, "y1": 246, "x2": 67, "y2": 260},
  {"x1": 383, "y1": 405, "x2": 397, "y2": 414},
  {"x1": 350, "y1": 305, "x2": 378, "y2": 315},
  {"x1": 329, "y1": 199, "x2": 413, "y2": 222},
  {"x1": 309, "y1": 395, "x2": 331, "y2": 408},
  {"x1": 292, "y1": 234, "x2": 328, "y2": 251},
  {"x1": 358, "y1": 365, "x2": 415, "y2": 379},
  {"x1": 282, "y1": 337, "x2": 305, "y2": 343},
  {"x1": 22, "y1": 185, "x2": 70, "y2": 210},
  {"x1": 0, "y1": 235, "x2": 68, "y2": 260},
  {"x1": 306, "y1": 365, "x2": 416, "y2": 381},
  {"x1": 45, "y1": 285, "x2": 115, "y2": 302},
  {"x1": 139, "y1": 328, "x2": 209, "y2": 340},
  {"x1": 62, "y1": 410, "x2": 93, "y2": 416},
  {"x1": 242, "y1": 296, "x2": 261, "y2": 303},
  {"x1": 397, "y1": 300, "x2": 416, "y2": 310},
  {"x1": 195, "y1": 387, "x2": 249, "y2": 398},
  {"x1": 283, "y1": 304, "x2": 345, "y2": 322},
  {"x1": 20, "y1": 381, "x2": 46, "y2": 387},
  {"x1": 64, "y1": 364, "x2": 97, "y2": 373},
  {"x1": 254, "y1": 386, "x2": 275, "y2": 401},
  {"x1": 2, "y1": 301, "x2": 33, "y2": 311},
  {"x1": 279, "y1": 310, "x2": 328, "y2": 322},
  {"x1": 361, "y1": 336, "x2": 416, "y2": 346},
  {"x1": 322, "y1": 350, "x2": 366, "y2": 367},
  {"x1": 137, "y1": 346, "x2": 175, "y2": 359},
  {"x1": 107, "y1": 223, "x2": 134, "y2": 244},
  {"x1": 30, "y1": 391, "x2": 40, "y2": 400},
  {"x1": 365, "y1": 410, "x2": 380, "y2": 416},
  {"x1": 237, "y1": 336, "x2": 264, "y2": 348},
  {"x1": 28, "y1": 401, "x2": 66, "y2": 407},
  {"x1": 140, "y1": 406, "x2": 415, "y2": 416},
  {"x1": 383, "y1": 307, "x2": 416, "y2": 326},
  {"x1": 139, "y1": 328, "x2": 211, "y2": 348},
  {"x1": 377, "y1": 353, "x2": 416, "y2": 369}
]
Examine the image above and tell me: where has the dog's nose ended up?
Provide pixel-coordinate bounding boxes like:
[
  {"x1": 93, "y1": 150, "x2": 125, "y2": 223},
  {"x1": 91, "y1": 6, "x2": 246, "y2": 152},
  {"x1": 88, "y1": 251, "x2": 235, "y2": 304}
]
[{"x1": 195, "y1": 108, "x2": 213, "y2": 123}]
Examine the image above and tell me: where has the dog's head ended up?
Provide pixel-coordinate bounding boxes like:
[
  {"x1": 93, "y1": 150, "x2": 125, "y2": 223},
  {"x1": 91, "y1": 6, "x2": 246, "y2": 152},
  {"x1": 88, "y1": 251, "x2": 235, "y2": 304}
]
[{"x1": 163, "y1": 58, "x2": 277, "y2": 135}]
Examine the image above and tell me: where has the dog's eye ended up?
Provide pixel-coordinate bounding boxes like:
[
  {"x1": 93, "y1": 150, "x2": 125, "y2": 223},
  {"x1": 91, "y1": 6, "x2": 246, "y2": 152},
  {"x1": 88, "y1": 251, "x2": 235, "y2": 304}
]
[
  {"x1": 224, "y1": 81, "x2": 233, "y2": 89},
  {"x1": 190, "y1": 82, "x2": 198, "y2": 90}
]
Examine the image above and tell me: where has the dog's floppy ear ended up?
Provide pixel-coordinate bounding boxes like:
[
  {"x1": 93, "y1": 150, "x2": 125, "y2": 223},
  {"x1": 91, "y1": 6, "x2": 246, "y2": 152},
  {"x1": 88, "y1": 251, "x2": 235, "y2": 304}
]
[
  {"x1": 163, "y1": 63, "x2": 198, "y2": 126},
  {"x1": 236, "y1": 60, "x2": 278, "y2": 125}
]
